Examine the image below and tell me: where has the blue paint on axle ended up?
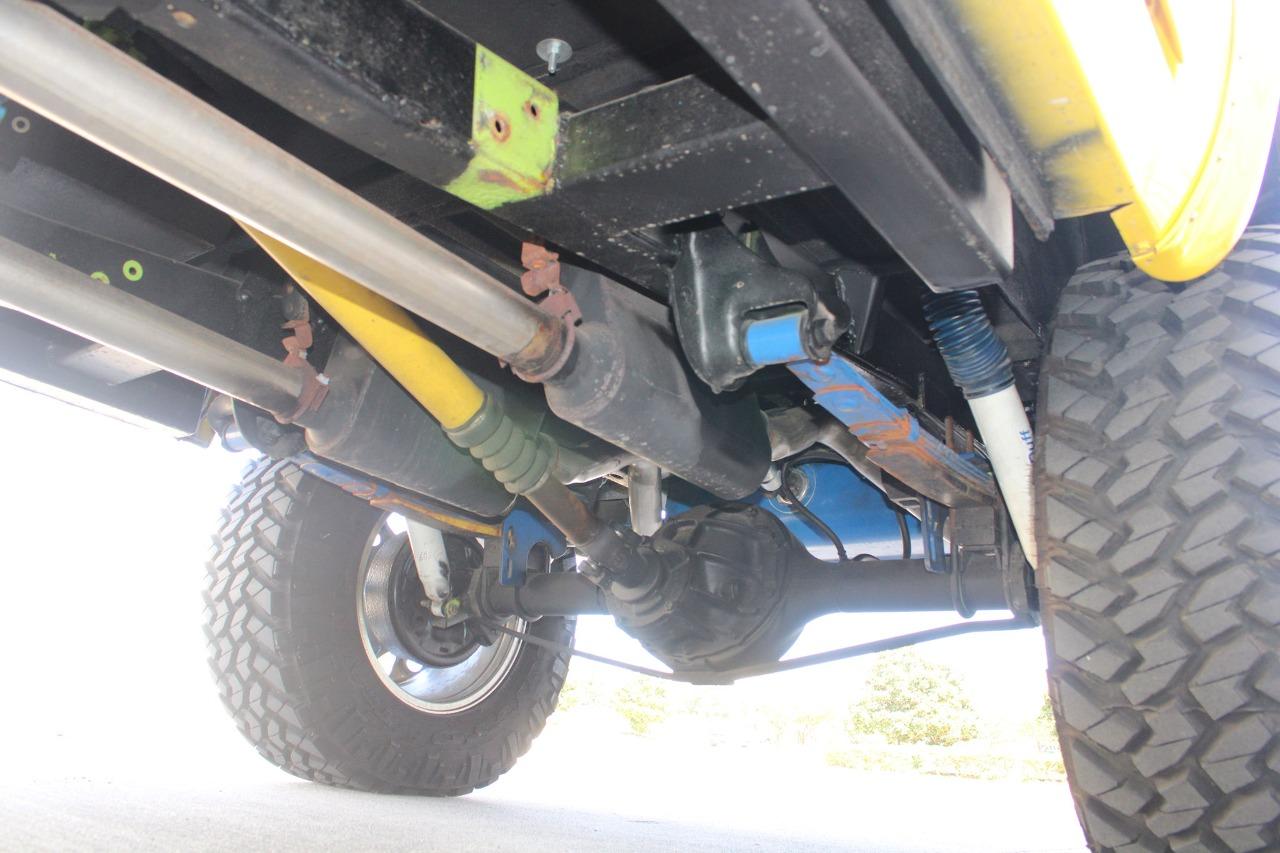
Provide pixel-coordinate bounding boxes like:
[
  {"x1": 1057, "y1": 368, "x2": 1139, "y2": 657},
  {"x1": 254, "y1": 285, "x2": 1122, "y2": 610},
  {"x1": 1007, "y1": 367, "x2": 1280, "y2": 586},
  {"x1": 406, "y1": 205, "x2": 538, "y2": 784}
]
[
  {"x1": 753, "y1": 462, "x2": 921, "y2": 559},
  {"x1": 668, "y1": 461, "x2": 921, "y2": 560}
]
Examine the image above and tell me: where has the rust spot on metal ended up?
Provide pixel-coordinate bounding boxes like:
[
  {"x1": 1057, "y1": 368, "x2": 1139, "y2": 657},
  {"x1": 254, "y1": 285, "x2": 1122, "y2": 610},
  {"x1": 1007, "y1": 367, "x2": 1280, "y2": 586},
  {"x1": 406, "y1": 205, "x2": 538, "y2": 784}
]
[
  {"x1": 474, "y1": 167, "x2": 553, "y2": 197},
  {"x1": 369, "y1": 496, "x2": 502, "y2": 538},
  {"x1": 856, "y1": 414, "x2": 913, "y2": 447},
  {"x1": 513, "y1": 308, "x2": 572, "y2": 379},
  {"x1": 839, "y1": 415, "x2": 994, "y2": 508},
  {"x1": 510, "y1": 242, "x2": 579, "y2": 383},
  {"x1": 526, "y1": 477, "x2": 602, "y2": 546},
  {"x1": 477, "y1": 168, "x2": 524, "y2": 190},
  {"x1": 812, "y1": 382, "x2": 883, "y2": 399},
  {"x1": 336, "y1": 481, "x2": 379, "y2": 500},
  {"x1": 275, "y1": 297, "x2": 329, "y2": 424},
  {"x1": 488, "y1": 111, "x2": 511, "y2": 142},
  {"x1": 523, "y1": 99, "x2": 541, "y2": 120},
  {"x1": 520, "y1": 244, "x2": 559, "y2": 295},
  {"x1": 797, "y1": 356, "x2": 995, "y2": 508}
]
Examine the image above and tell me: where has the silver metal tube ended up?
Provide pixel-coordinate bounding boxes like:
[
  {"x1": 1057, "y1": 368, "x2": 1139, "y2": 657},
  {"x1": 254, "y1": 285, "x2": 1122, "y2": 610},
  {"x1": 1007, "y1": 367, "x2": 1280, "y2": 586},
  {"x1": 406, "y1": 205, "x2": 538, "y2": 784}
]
[
  {"x1": 0, "y1": 235, "x2": 305, "y2": 416},
  {"x1": 0, "y1": 2, "x2": 556, "y2": 368},
  {"x1": 627, "y1": 462, "x2": 663, "y2": 536}
]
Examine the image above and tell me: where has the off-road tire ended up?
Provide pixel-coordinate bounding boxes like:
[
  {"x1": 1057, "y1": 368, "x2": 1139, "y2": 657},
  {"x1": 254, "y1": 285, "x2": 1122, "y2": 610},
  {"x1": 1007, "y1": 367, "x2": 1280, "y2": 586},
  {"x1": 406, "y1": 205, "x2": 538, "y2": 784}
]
[
  {"x1": 1036, "y1": 228, "x2": 1280, "y2": 851},
  {"x1": 204, "y1": 457, "x2": 573, "y2": 795}
]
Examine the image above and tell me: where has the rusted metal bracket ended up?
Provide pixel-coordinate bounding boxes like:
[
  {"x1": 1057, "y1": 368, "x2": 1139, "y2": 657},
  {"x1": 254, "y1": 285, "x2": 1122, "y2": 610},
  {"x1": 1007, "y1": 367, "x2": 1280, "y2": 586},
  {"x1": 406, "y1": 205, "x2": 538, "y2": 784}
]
[
  {"x1": 276, "y1": 296, "x2": 330, "y2": 423},
  {"x1": 790, "y1": 355, "x2": 995, "y2": 507},
  {"x1": 295, "y1": 453, "x2": 502, "y2": 538},
  {"x1": 513, "y1": 242, "x2": 580, "y2": 382}
]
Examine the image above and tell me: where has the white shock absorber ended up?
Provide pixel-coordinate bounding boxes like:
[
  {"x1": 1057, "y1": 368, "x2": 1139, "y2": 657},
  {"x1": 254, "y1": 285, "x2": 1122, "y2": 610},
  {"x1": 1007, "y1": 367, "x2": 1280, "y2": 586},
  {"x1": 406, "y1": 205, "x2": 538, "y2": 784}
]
[
  {"x1": 925, "y1": 292, "x2": 1038, "y2": 568},
  {"x1": 967, "y1": 386, "x2": 1036, "y2": 567},
  {"x1": 405, "y1": 518, "x2": 452, "y2": 615}
]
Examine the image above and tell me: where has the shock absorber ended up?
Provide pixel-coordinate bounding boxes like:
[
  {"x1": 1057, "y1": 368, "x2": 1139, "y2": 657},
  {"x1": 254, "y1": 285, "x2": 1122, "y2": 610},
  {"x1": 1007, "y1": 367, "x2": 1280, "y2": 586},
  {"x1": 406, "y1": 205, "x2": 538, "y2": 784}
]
[{"x1": 924, "y1": 291, "x2": 1037, "y2": 568}]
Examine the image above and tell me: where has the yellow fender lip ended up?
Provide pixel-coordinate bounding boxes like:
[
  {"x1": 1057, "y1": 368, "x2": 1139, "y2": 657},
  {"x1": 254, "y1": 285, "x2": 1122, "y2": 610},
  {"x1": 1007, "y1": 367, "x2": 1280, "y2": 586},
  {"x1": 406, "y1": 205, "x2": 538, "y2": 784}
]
[
  {"x1": 1116, "y1": 2, "x2": 1279, "y2": 281},
  {"x1": 947, "y1": 0, "x2": 1280, "y2": 282}
]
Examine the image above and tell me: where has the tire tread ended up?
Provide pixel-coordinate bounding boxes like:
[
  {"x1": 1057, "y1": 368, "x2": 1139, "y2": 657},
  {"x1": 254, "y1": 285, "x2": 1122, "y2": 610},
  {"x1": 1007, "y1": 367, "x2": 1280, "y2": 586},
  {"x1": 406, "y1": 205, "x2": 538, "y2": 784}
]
[
  {"x1": 1038, "y1": 228, "x2": 1280, "y2": 851},
  {"x1": 204, "y1": 457, "x2": 571, "y2": 795}
]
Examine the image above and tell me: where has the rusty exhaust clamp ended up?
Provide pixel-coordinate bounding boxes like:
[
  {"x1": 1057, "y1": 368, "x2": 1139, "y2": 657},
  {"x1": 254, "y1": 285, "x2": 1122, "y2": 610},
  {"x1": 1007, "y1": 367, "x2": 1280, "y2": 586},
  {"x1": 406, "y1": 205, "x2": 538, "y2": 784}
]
[{"x1": 513, "y1": 243, "x2": 580, "y2": 383}]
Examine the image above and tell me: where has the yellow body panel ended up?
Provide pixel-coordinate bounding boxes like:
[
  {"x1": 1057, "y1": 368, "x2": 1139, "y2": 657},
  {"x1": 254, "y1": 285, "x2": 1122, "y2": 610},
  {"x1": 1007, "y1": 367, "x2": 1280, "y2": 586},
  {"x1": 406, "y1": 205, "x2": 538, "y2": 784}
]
[
  {"x1": 242, "y1": 225, "x2": 485, "y2": 430},
  {"x1": 949, "y1": 0, "x2": 1280, "y2": 281}
]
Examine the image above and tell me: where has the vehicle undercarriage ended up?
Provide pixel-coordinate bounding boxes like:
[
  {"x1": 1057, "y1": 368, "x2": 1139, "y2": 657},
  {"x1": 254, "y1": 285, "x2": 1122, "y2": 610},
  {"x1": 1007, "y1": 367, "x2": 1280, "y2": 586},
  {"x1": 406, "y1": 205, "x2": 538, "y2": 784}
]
[{"x1": 1, "y1": 2, "x2": 1278, "y2": 850}]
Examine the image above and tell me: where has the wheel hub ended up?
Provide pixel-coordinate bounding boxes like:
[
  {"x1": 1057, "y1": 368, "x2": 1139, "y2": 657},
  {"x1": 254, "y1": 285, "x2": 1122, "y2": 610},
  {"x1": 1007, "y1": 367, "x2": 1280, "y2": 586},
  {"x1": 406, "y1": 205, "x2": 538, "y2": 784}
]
[
  {"x1": 357, "y1": 520, "x2": 524, "y2": 715},
  {"x1": 386, "y1": 548, "x2": 479, "y2": 666}
]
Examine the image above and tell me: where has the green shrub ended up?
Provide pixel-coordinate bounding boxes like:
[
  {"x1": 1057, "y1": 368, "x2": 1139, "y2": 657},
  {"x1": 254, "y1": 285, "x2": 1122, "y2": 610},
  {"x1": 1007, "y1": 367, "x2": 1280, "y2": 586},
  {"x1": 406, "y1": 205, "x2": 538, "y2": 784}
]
[
  {"x1": 759, "y1": 706, "x2": 830, "y2": 746},
  {"x1": 1032, "y1": 693, "x2": 1061, "y2": 754},
  {"x1": 556, "y1": 674, "x2": 582, "y2": 712},
  {"x1": 613, "y1": 680, "x2": 669, "y2": 736},
  {"x1": 825, "y1": 744, "x2": 1065, "y2": 782},
  {"x1": 845, "y1": 649, "x2": 980, "y2": 747}
]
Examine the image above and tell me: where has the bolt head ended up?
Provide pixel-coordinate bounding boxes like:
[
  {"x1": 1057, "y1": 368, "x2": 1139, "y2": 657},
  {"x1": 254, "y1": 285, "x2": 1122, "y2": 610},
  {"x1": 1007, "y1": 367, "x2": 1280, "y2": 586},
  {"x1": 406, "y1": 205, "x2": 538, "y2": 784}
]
[{"x1": 536, "y1": 38, "x2": 572, "y2": 74}]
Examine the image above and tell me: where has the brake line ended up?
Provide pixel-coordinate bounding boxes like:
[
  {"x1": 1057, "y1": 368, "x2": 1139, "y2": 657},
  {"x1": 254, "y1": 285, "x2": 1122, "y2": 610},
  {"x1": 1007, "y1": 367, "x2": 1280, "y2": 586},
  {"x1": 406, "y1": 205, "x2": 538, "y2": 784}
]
[{"x1": 483, "y1": 616, "x2": 1033, "y2": 686}]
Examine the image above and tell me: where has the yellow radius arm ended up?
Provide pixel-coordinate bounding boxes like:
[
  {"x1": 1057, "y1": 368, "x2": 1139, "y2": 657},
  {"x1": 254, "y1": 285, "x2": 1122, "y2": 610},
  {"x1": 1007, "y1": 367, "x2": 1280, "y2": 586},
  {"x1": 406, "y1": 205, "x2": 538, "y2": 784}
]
[{"x1": 240, "y1": 224, "x2": 485, "y2": 430}]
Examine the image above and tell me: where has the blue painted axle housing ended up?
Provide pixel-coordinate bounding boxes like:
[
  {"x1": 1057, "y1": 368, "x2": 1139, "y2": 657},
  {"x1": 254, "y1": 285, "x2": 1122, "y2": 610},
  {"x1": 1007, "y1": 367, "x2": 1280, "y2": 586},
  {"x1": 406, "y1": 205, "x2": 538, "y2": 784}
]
[{"x1": 668, "y1": 461, "x2": 920, "y2": 561}]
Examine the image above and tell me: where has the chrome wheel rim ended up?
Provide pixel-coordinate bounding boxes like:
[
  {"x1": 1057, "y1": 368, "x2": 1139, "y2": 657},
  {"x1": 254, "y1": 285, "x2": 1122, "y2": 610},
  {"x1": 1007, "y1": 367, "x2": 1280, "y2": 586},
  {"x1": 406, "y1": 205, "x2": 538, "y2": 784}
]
[{"x1": 356, "y1": 516, "x2": 524, "y2": 714}]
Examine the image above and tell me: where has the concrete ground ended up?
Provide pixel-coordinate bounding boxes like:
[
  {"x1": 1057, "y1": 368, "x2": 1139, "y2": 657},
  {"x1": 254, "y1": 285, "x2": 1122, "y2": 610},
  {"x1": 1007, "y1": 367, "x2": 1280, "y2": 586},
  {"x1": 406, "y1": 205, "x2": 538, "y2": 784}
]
[{"x1": 1, "y1": 697, "x2": 1087, "y2": 852}]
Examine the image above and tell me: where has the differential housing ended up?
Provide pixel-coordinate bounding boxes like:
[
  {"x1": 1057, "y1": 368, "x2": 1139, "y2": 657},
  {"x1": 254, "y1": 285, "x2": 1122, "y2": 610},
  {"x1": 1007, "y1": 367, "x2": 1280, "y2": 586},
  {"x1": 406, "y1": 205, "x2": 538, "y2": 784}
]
[{"x1": 607, "y1": 504, "x2": 801, "y2": 673}]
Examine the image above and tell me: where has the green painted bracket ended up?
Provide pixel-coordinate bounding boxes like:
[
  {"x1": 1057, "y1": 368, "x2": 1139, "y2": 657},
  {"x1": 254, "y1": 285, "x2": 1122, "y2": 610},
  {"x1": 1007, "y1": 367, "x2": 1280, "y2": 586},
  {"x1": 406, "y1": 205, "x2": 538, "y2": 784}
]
[{"x1": 445, "y1": 45, "x2": 558, "y2": 210}]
